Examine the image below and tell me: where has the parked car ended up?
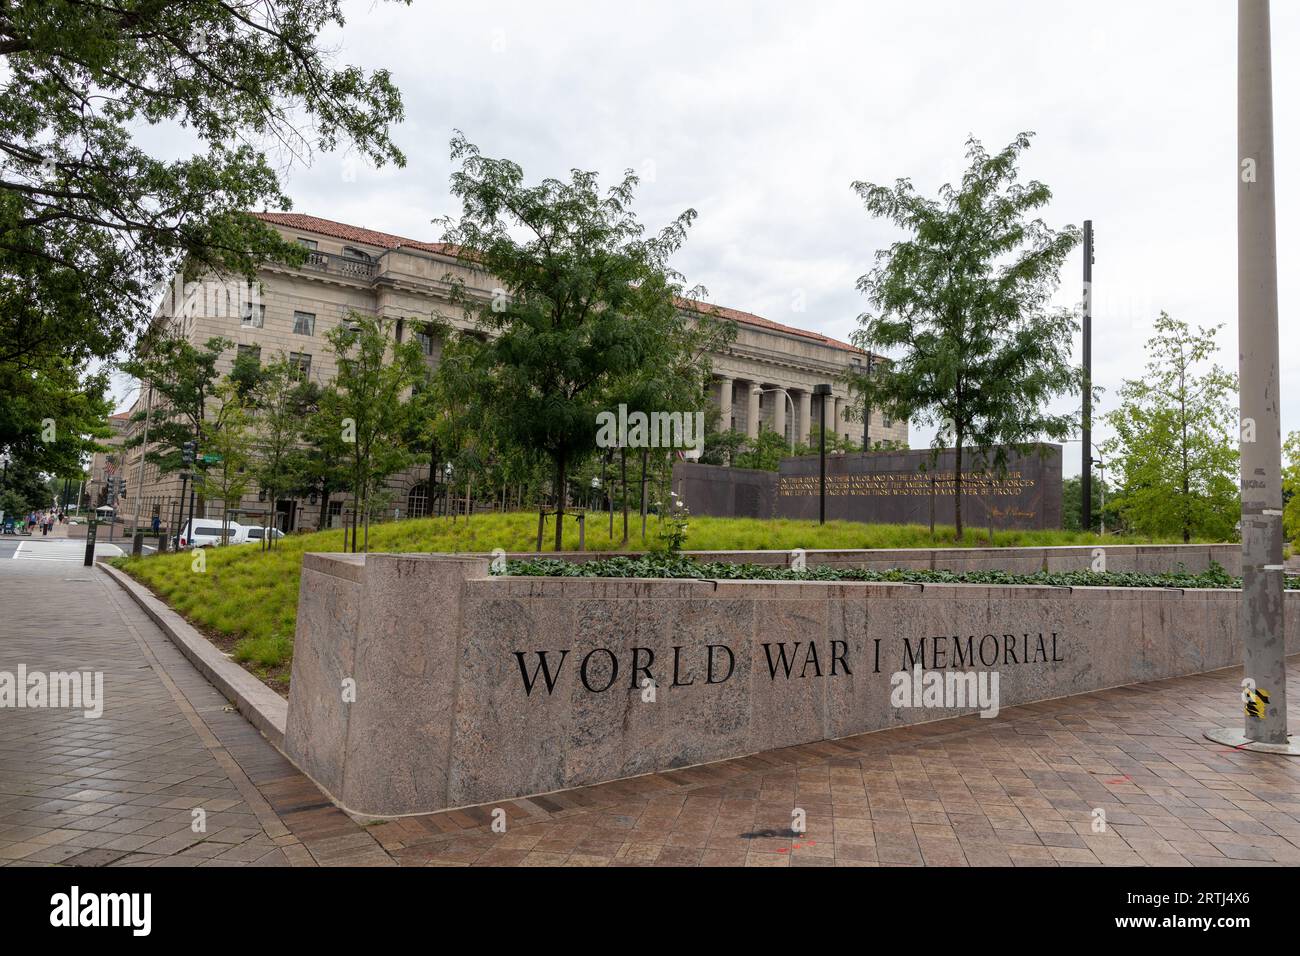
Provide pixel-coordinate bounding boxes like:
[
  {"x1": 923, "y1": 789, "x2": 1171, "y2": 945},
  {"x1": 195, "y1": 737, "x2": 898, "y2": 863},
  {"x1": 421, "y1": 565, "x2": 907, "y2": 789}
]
[
  {"x1": 176, "y1": 519, "x2": 244, "y2": 548},
  {"x1": 235, "y1": 525, "x2": 285, "y2": 544}
]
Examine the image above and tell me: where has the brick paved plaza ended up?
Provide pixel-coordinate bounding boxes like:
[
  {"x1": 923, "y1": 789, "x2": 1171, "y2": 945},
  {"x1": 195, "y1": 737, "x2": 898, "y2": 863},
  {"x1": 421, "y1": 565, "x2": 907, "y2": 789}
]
[{"x1": 2, "y1": 537, "x2": 1300, "y2": 868}]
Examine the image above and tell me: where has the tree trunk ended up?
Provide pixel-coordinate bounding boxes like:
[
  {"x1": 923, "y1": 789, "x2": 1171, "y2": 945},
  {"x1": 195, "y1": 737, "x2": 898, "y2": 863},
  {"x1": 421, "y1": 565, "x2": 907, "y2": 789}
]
[
  {"x1": 620, "y1": 449, "x2": 629, "y2": 546},
  {"x1": 553, "y1": 456, "x2": 566, "y2": 551},
  {"x1": 350, "y1": 491, "x2": 359, "y2": 553},
  {"x1": 640, "y1": 449, "x2": 649, "y2": 541}
]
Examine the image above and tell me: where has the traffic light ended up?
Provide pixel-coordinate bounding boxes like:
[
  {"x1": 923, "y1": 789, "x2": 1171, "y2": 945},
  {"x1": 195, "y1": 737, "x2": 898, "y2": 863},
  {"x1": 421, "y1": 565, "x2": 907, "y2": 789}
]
[
  {"x1": 182, "y1": 440, "x2": 197, "y2": 466},
  {"x1": 118, "y1": 476, "x2": 127, "y2": 499}
]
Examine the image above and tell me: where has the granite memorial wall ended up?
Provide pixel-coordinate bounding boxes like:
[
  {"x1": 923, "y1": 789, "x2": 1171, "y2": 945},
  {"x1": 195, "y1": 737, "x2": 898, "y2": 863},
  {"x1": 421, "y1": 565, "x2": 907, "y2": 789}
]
[
  {"x1": 284, "y1": 548, "x2": 1288, "y2": 817},
  {"x1": 674, "y1": 443, "x2": 1063, "y2": 530}
]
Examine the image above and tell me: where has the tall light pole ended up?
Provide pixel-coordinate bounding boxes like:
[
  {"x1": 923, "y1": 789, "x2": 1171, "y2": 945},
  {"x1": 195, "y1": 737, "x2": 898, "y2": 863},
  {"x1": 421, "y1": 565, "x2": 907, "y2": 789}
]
[
  {"x1": 814, "y1": 384, "x2": 832, "y2": 524},
  {"x1": 1208, "y1": 0, "x2": 1293, "y2": 753}
]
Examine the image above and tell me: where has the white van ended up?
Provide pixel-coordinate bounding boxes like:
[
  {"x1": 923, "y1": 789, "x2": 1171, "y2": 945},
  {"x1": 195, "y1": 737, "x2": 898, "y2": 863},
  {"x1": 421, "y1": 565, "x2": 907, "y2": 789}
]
[
  {"x1": 235, "y1": 525, "x2": 285, "y2": 544},
  {"x1": 177, "y1": 519, "x2": 244, "y2": 548}
]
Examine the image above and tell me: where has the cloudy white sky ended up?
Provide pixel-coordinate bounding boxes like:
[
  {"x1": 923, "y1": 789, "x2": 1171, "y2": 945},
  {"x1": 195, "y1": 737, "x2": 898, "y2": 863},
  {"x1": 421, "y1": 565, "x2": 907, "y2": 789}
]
[{"x1": 120, "y1": 0, "x2": 1300, "y2": 476}]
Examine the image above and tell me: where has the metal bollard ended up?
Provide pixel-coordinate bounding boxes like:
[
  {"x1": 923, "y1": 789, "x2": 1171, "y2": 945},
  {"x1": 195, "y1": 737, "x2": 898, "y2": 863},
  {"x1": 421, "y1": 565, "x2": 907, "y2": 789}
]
[
  {"x1": 132, "y1": 531, "x2": 144, "y2": 557},
  {"x1": 83, "y1": 521, "x2": 97, "y2": 567}
]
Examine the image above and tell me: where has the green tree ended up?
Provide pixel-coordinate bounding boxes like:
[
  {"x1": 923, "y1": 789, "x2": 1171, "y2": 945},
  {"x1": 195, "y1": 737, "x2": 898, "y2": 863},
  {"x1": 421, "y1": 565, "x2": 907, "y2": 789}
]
[
  {"x1": 601, "y1": 310, "x2": 733, "y2": 543},
  {"x1": 0, "y1": 362, "x2": 111, "y2": 480},
  {"x1": 0, "y1": 0, "x2": 408, "y2": 387},
  {"x1": 437, "y1": 133, "x2": 707, "y2": 550},
  {"x1": 733, "y1": 430, "x2": 795, "y2": 471},
  {"x1": 197, "y1": 380, "x2": 254, "y2": 543},
  {"x1": 851, "y1": 133, "x2": 1082, "y2": 539},
  {"x1": 0, "y1": 456, "x2": 55, "y2": 515},
  {"x1": 121, "y1": 336, "x2": 232, "y2": 475},
  {"x1": 424, "y1": 327, "x2": 493, "y2": 524},
  {"x1": 1102, "y1": 313, "x2": 1239, "y2": 542},
  {"x1": 296, "y1": 389, "x2": 351, "y2": 531},
  {"x1": 251, "y1": 358, "x2": 315, "y2": 547},
  {"x1": 1061, "y1": 473, "x2": 1111, "y2": 533},
  {"x1": 699, "y1": 426, "x2": 746, "y2": 467},
  {"x1": 321, "y1": 313, "x2": 424, "y2": 552}
]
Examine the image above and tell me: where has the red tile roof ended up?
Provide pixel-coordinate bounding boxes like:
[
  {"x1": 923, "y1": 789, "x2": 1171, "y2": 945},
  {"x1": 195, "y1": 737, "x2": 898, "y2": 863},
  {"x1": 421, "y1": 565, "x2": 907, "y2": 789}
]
[
  {"x1": 254, "y1": 212, "x2": 865, "y2": 355},
  {"x1": 677, "y1": 297, "x2": 863, "y2": 355},
  {"x1": 253, "y1": 211, "x2": 457, "y2": 257}
]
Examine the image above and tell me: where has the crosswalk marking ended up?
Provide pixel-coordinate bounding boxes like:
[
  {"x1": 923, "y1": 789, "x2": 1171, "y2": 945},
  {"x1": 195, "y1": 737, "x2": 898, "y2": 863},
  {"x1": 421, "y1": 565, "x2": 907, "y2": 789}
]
[{"x1": 10, "y1": 540, "x2": 123, "y2": 562}]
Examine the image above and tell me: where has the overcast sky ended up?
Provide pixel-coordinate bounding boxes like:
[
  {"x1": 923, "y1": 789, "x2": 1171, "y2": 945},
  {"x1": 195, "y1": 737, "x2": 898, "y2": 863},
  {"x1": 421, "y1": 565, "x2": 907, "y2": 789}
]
[{"x1": 117, "y1": 0, "x2": 1299, "y2": 476}]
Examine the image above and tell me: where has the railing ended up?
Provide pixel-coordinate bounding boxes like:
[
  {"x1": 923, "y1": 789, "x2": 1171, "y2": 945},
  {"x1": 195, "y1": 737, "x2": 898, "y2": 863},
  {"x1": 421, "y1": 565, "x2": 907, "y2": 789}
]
[{"x1": 299, "y1": 250, "x2": 377, "y2": 280}]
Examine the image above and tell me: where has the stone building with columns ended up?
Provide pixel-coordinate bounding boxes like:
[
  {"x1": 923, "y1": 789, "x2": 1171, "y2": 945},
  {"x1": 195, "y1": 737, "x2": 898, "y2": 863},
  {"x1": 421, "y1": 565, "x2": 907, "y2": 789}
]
[
  {"x1": 696, "y1": 300, "x2": 905, "y2": 449},
  {"x1": 123, "y1": 212, "x2": 907, "y2": 531}
]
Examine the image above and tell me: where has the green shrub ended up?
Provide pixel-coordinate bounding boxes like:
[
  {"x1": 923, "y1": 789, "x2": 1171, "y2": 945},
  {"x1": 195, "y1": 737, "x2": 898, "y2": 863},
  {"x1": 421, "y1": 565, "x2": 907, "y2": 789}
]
[{"x1": 501, "y1": 554, "x2": 1289, "y2": 590}]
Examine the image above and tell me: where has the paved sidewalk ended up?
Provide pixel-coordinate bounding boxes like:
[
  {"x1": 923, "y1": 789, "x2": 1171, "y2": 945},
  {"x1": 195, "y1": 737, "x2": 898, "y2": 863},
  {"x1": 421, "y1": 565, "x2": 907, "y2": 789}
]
[
  {"x1": 3, "y1": 542, "x2": 1299, "y2": 867},
  {"x1": 0, "y1": 546, "x2": 390, "y2": 867},
  {"x1": 374, "y1": 665, "x2": 1300, "y2": 868}
]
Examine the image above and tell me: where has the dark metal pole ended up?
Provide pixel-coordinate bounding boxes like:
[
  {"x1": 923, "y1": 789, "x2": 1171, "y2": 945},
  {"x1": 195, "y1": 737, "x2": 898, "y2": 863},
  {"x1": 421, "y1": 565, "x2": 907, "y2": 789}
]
[
  {"x1": 1081, "y1": 219, "x2": 1093, "y2": 533},
  {"x1": 178, "y1": 472, "x2": 189, "y2": 545},
  {"x1": 815, "y1": 383, "x2": 831, "y2": 524}
]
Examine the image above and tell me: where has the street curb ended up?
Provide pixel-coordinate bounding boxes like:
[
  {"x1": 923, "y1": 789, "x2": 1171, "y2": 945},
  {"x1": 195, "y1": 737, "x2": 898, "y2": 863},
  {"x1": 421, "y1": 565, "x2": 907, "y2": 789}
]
[{"x1": 98, "y1": 562, "x2": 287, "y2": 749}]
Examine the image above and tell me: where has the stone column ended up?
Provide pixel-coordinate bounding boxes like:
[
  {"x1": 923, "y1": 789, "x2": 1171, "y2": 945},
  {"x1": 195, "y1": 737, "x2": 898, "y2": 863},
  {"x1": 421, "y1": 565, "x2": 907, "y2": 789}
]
[
  {"x1": 773, "y1": 389, "x2": 788, "y2": 444},
  {"x1": 717, "y1": 377, "x2": 733, "y2": 432},
  {"x1": 830, "y1": 396, "x2": 841, "y2": 440},
  {"x1": 797, "y1": 390, "x2": 812, "y2": 446},
  {"x1": 746, "y1": 383, "x2": 761, "y2": 440}
]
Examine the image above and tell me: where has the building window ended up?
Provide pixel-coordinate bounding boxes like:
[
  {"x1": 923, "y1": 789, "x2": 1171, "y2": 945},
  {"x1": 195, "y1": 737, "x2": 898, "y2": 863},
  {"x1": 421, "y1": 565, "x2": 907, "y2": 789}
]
[
  {"x1": 882, "y1": 414, "x2": 893, "y2": 429},
  {"x1": 236, "y1": 344, "x2": 261, "y2": 365},
  {"x1": 407, "y1": 482, "x2": 429, "y2": 519},
  {"x1": 240, "y1": 301, "x2": 265, "y2": 328},
  {"x1": 342, "y1": 246, "x2": 372, "y2": 261},
  {"x1": 289, "y1": 352, "x2": 312, "y2": 379},
  {"x1": 297, "y1": 238, "x2": 318, "y2": 250},
  {"x1": 414, "y1": 328, "x2": 434, "y2": 355},
  {"x1": 293, "y1": 310, "x2": 316, "y2": 336}
]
